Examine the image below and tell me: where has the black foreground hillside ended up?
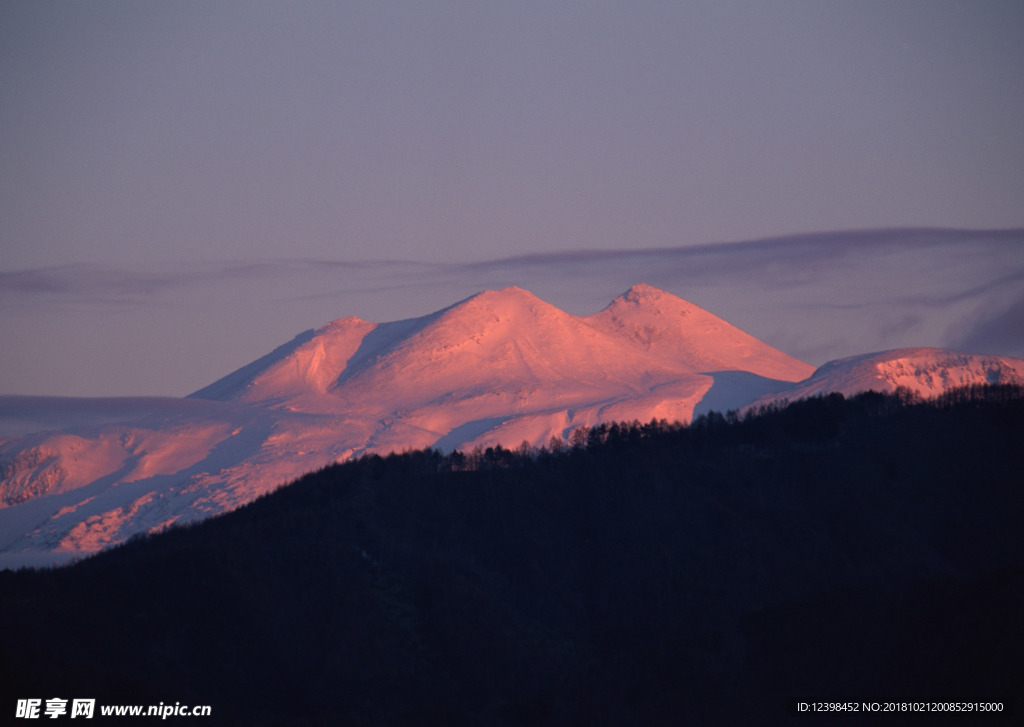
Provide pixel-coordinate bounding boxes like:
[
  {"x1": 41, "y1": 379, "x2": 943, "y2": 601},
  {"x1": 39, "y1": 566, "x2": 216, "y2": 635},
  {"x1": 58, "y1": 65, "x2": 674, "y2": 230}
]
[{"x1": 2, "y1": 386, "x2": 1023, "y2": 725}]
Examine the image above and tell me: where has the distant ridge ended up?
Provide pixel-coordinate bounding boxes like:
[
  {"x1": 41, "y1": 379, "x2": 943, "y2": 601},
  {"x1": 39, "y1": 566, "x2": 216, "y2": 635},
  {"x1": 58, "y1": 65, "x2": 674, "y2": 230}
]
[{"x1": 749, "y1": 348, "x2": 1024, "y2": 411}]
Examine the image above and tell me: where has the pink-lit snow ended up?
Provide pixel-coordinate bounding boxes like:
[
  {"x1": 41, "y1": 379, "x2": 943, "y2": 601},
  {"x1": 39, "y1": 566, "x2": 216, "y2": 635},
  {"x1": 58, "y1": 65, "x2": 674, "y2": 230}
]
[{"x1": 2, "y1": 286, "x2": 1022, "y2": 568}]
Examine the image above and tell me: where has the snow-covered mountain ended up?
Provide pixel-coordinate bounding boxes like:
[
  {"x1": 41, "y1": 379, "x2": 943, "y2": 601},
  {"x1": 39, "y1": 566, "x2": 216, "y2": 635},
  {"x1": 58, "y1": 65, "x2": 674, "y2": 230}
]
[
  {"x1": 2, "y1": 284, "x2": 1021, "y2": 568},
  {"x1": 747, "y1": 348, "x2": 1024, "y2": 411},
  {"x1": 190, "y1": 284, "x2": 814, "y2": 446}
]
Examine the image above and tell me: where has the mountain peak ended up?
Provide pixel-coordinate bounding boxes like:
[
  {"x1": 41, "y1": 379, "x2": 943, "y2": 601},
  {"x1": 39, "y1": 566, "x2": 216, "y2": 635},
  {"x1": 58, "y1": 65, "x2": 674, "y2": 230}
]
[
  {"x1": 604, "y1": 283, "x2": 708, "y2": 319},
  {"x1": 621, "y1": 282, "x2": 673, "y2": 302},
  {"x1": 588, "y1": 285, "x2": 815, "y2": 381},
  {"x1": 428, "y1": 286, "x2": 558, "y2": 330},
  {"x1": 456, "y1": 286, "x2": 545, "y2": 309}
]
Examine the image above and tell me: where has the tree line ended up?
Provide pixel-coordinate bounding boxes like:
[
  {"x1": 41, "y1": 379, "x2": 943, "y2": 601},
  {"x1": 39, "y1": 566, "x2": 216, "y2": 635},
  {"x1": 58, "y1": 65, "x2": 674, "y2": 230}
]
[{"x1": 2, "y1": 385, "x2": 1022, "y2": 725}]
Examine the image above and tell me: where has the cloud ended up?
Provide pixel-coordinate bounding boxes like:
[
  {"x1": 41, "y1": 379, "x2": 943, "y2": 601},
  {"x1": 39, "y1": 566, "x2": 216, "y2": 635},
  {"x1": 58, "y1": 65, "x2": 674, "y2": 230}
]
[
  {"x1": 2, "y1": 228, "x2": 1022, "y2": 395},
  {"x1": 5, "y1": 226, "x2": 1018, "y2": 308},
  {"x1": 0, "y1": 260, "x2": 444, "y2": 309},
  {"x1": 0, "y1": 265, "x2": 203, "y2": 308},
  {"x1": 945, "y1": 292, "x2": 1024, "y2": 358}
]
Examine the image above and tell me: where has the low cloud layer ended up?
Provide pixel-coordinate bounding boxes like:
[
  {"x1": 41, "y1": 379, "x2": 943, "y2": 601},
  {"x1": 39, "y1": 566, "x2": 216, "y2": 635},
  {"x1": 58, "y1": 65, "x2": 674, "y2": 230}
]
[
  {"x1": 3, "y1": 229, "x2": 1022, "y2": 396},
  {"x1": 945, "y1": 291, "x2": 1024, "y2": 356}
]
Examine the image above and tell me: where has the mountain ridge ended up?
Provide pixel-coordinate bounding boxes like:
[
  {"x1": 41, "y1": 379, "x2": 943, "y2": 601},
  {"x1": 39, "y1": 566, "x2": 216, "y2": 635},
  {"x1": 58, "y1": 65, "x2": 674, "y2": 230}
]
[
  {"x1": 749, "y1": 347, "x2": 1024, "y2": 411},
  {"x1": 2, "y1": 284, "x2": 1023, "y2": 568},
  {"x1": 191, "y1": 283, "x2": 814, "y2": 416}
]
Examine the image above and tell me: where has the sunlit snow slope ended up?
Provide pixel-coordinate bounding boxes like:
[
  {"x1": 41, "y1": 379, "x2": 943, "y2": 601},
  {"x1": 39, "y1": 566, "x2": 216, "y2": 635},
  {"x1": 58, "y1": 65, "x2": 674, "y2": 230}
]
[
  {"x1": 191, "y1": 285, "x2": 813, "y2": 441},
  {"x1": 2, "y1": 285, "x2": 1020, "y2": 568},
  {"x1": 747, "y1": 348, "x2": 1024, "y2": 411}
]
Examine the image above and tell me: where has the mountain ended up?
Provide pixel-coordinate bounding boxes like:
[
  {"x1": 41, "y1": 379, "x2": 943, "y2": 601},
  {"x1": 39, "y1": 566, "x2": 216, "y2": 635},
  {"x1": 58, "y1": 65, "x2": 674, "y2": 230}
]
[
  {"x1": 748, "y1": 347, "x2": 1024, "y2": 411},
  {"x1": 4, "y1": 389, "x2": 1023, "y2": 725},
  {"x1": 192, "y1": 283, "x2": 814, "y2": 411},
  {"x1": 190, "y1": 284, "x2": 815, "y2": 446},
  {"x1": 2, "y1": 284, "x2": 1022, "y2": 568}
]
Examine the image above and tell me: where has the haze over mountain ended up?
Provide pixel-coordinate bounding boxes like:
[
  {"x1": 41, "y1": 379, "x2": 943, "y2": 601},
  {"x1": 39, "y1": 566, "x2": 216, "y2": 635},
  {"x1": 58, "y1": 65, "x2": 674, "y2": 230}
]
[{"x1": 2, "y1": 284, "x2": 1022, "y2": 569}]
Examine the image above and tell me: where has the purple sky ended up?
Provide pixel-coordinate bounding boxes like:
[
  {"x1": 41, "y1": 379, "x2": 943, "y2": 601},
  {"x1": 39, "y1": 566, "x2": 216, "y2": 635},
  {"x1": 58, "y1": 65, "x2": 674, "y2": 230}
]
[{"x1": 2, "y1": 2, "x2": 1023, "y2": 396}]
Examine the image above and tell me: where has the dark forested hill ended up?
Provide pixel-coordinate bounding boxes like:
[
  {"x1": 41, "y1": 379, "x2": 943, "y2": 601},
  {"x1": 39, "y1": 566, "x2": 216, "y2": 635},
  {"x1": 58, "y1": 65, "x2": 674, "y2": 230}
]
[{"x1": 2, "y1": 386, "x2": 1022, "y2": 725}]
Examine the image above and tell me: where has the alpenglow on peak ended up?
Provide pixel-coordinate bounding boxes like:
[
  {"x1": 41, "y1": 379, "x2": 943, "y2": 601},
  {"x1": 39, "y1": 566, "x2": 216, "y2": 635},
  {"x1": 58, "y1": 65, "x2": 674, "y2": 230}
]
[{"x1": 4, "y1": 285, "x2": 1022, "y2": 567}]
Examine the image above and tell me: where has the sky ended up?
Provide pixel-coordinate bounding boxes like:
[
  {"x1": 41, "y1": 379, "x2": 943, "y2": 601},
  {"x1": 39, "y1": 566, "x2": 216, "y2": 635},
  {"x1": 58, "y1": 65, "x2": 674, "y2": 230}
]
[{"x1": 2, "y1": 1, "x2": 1023, "y2": 397}]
